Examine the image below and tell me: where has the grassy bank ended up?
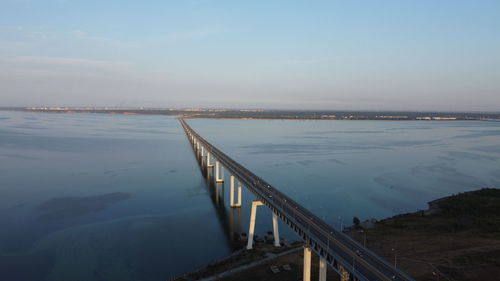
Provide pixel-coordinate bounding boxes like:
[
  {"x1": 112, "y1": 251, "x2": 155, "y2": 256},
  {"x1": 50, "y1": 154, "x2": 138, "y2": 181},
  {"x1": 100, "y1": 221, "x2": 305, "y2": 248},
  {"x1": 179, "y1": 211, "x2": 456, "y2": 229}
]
[{"x1": 350, "y1": 188, "x2": 500, "y2": 281}]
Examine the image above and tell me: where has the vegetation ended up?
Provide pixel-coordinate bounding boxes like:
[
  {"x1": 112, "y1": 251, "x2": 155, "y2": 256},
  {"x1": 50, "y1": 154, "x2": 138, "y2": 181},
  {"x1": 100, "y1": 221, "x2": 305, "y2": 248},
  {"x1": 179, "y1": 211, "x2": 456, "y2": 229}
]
[
  {"x1": 350, "y1": 188, "x2": 500, "y2": 281},
  {"x1": 379, "y1": 188, "x2": 500, "y2": 235},
  {"x1": 352, "y1": 216, "x2": 360, "y2": 229}
]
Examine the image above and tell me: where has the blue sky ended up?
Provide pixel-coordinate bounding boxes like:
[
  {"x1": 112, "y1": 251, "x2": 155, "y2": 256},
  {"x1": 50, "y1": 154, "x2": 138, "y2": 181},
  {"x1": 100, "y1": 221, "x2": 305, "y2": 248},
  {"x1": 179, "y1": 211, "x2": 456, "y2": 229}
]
[{"x1": 1, "y1": 0, "x2": 499, "y2": 110}]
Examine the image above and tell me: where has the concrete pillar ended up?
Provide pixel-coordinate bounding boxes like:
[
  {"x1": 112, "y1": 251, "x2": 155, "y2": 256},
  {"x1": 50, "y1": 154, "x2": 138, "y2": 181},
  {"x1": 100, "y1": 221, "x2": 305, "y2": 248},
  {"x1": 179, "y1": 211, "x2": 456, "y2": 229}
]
[
  {"x1": 215, "y1": 161, "x2": 219, "y2": 179},
  {"x1": 319, "y1": 257, "x2": 327, "y2": 281},
  {"x1": 216, "y1": 161, "x2": 223, "y2": 182},
  {"x1": 207, "y1": 152, "x2": 212, "y2": 167},
  {"x1": 272, "y1": 213, "x2": 280, "y2": 247},
  {"x1": 236, "y1": 181, "x2": 242, "y2": 207},
  {"x1": 230, "y1": 176, "x2": 235, "y2": 207},
  {"x1": 303, "y1": 246, "x2": 312, "y2": 281},
  {"x1": 201, "y1": 146, "x2": 205, "y2": 165},
  {"x1": 246, "y1": 200, "x2": 263, "y2": 250}
]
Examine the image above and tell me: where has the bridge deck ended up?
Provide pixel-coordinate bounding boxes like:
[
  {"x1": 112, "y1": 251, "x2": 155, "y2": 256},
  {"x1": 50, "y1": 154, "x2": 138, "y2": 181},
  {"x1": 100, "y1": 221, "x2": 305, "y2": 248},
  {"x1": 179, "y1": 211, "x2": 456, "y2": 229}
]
[{"x1": 180, "y1": 118, "x2": 414, "y2": 281}]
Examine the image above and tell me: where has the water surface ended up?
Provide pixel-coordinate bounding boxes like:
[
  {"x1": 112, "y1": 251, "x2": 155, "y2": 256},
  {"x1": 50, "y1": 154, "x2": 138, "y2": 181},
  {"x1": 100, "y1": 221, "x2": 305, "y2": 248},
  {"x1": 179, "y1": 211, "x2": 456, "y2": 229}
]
[
  {"x1": 1, "y1": 112, "x2": 499, "y2": 280},
  {"x1": 0, "y1": 111, "x2": 231, "y2": 281}
]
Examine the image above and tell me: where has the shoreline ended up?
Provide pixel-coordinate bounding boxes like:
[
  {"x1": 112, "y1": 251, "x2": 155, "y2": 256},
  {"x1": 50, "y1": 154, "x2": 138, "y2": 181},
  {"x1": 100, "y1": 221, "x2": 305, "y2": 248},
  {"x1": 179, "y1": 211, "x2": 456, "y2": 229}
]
[
  {"x1": 1, "y1": 108, "x2": 498, "y2": 122},
  {"x1": 174, "y1": 188, "x2": 500, "y2": 281}
]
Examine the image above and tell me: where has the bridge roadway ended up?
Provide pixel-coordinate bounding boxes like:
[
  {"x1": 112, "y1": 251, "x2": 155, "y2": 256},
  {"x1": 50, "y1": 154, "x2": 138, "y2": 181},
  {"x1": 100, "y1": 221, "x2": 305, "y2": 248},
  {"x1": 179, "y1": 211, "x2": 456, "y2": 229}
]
[{"x1": 180, "y1": 118, "x2": 414, "y2": 281}]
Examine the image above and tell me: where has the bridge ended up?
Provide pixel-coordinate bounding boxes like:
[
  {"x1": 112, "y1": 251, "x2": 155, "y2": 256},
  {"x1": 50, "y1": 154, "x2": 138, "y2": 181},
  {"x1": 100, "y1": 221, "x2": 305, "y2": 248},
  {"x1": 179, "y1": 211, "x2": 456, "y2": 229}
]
[{"x1": 180, "y1": 118, "x2": 415, "y2": 281}]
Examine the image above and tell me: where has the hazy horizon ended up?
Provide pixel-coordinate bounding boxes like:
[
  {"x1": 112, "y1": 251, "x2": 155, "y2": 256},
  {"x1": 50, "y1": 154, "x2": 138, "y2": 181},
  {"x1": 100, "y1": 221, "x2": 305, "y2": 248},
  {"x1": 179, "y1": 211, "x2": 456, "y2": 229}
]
[
  {"x1": 1, "y1": 1, "x2": 499, "y2": 111},
  {"x1": 4, "y1": 106, "x2": 500, "y2": 114}
]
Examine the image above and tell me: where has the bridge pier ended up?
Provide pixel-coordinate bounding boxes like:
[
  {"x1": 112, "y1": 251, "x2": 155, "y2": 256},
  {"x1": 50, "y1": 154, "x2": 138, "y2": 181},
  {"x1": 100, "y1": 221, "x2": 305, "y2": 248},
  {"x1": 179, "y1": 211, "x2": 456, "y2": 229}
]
[
  {"x1": 303, "y1": 246, "x2": 312, "y2": 281},
  {"x1": 230, "y1": 176, "x2": 235, "y2": 207},
  {"x1": 272, "y1": 213, "x2": 280, "y2": 247},
  {"x1": 216, "y1": 161, "x2": 224, "y2": 183},
  {"x1": 319, "y1": 257, "x2": 327, "y2": 281},
  {"x1": 246, "y1": 200, "x2": 281, "y2": 250},
  {"x1": 246, "y1": 200, "x2": 263, "y2": 250},
  {"x1": 207, "y1": 152, "x2": 213, "y2": 168},
  {"x1": 237, "y1": 181, "x2": 242, "y2": 207},
  {"x1": 230, "y1": 176, "x2": 242, "y2": 208}
]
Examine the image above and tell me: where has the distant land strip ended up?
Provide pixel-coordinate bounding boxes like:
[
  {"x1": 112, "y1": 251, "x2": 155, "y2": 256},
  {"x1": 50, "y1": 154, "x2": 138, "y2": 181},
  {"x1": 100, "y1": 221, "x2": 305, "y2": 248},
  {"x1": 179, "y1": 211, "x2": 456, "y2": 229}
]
[{"x1": 1, "y1": 107, "x2": 500, "y2": 121}]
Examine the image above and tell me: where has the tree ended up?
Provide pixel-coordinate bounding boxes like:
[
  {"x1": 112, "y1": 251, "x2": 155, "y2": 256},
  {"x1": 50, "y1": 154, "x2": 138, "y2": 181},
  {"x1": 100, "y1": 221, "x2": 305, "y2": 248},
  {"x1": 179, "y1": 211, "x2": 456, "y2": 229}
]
[{"x1": 353, "y1": 216, "x2": 361, "y2": 228}]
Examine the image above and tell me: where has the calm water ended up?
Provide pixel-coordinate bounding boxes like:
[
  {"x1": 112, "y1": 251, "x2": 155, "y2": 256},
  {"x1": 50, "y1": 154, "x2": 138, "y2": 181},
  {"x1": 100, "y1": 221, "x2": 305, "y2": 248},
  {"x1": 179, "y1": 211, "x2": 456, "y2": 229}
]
[{"x1": 1, "y1": 111, "x2": 499, "y2": 280}]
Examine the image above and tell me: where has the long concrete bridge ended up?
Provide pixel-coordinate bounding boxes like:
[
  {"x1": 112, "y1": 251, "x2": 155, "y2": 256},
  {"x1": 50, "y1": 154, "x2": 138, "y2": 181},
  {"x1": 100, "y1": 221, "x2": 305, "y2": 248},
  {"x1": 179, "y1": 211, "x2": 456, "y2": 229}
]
[{"x1": 180, "y1": 118, "x2": 414, "y2": 281}]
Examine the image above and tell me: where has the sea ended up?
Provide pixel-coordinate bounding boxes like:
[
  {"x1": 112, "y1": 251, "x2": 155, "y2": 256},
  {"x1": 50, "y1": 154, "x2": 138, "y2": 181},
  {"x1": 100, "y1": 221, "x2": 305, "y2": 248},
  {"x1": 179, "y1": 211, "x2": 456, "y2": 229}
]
[{"x1": 1, "y1": 111, "x2": 499, "y2": 280}]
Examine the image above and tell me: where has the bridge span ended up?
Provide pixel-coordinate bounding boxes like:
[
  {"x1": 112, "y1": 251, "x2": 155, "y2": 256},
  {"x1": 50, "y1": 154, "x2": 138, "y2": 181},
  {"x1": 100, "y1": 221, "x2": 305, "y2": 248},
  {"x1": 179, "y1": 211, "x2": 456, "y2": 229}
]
[{"x1": 180, "y1": 118, "x2": 414, "y2": 281}]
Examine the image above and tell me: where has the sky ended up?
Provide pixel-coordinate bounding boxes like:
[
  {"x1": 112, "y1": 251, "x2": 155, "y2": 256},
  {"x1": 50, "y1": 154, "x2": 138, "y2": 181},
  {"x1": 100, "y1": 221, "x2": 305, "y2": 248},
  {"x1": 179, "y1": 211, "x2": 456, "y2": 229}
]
[{"x1": 1, "y1": 0, "x2": 499, "y2": 111}]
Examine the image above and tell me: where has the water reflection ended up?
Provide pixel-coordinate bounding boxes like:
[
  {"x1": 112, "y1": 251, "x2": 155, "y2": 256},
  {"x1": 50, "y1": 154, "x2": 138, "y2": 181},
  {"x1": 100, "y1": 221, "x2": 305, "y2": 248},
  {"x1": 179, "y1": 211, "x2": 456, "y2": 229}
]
[{"x1": 189, "y1": 142, "x2": 243, "y2": 250}]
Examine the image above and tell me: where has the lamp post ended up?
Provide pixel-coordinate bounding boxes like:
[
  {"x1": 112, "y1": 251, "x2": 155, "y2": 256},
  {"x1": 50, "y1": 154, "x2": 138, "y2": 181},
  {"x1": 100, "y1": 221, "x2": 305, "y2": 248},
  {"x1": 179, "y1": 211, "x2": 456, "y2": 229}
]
[
  {"x1": 360, "y1": 229, "x2": 366, "y2": 247},
  {"x1": 391, "y1": 248, "x2": 397, "y2": 268}
]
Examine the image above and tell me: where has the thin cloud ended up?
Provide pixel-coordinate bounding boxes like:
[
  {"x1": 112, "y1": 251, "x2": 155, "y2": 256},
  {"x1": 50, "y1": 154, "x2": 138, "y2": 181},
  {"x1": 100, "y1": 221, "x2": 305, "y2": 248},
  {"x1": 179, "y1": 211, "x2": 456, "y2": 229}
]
[
  {"x1": 0, "y1": 56, "x2": 131, "y2": 68},
  {"x1": 70, "y1": 30, "x2": 142, "y2": 48},
  {"x1": 0, "y1": 26, "x2": 142, "y2": 49},
  {"x1": 271, "y1": 56, "x2": 340, "y2": 65},
  {"x1": 167, "y1": 28, "x2": 226, "y2": 41}
]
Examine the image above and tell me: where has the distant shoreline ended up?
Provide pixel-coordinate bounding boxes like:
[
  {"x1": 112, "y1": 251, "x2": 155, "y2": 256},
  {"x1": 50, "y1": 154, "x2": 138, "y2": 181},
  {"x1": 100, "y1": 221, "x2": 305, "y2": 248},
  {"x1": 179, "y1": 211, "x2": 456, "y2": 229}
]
[{"x1": 2, "y1": 107, "x2": 499, "y2": 121}]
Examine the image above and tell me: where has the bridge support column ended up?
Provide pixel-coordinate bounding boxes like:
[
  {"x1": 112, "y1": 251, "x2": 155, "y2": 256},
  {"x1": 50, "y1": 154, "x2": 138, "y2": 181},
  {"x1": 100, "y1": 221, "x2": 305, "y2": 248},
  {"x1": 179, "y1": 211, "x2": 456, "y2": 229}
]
[
  {"x1": 207, "y1": 152, "x2": 212, "y2": 167},
  {"x1": 319, "y1": 257, "x2": 327, "y2": 281},
  {"x1": 246, "y1": 200, "x2": 263, "y2": 250},
  {"x1": 216, "y1": 161, "x2": 224, "y2": 183},
  {"x1": 272, "y1": 213, "x2": 280, "y2": 247},
  {"x1": 230, "y1": 177, "x2": 242, "y2": 208},
  {"x1": 201, "y1": 146, "x2": 204, "y2": 164},
  {"x1": 230, "y1": 176, "x2": 235, "y2": 207},
  {"x1": 303, "y1": 246, "x2": 312, "y2": 281},
  {"x1": 237, "y1": 181, "x2": 242, "y2": 207}
]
